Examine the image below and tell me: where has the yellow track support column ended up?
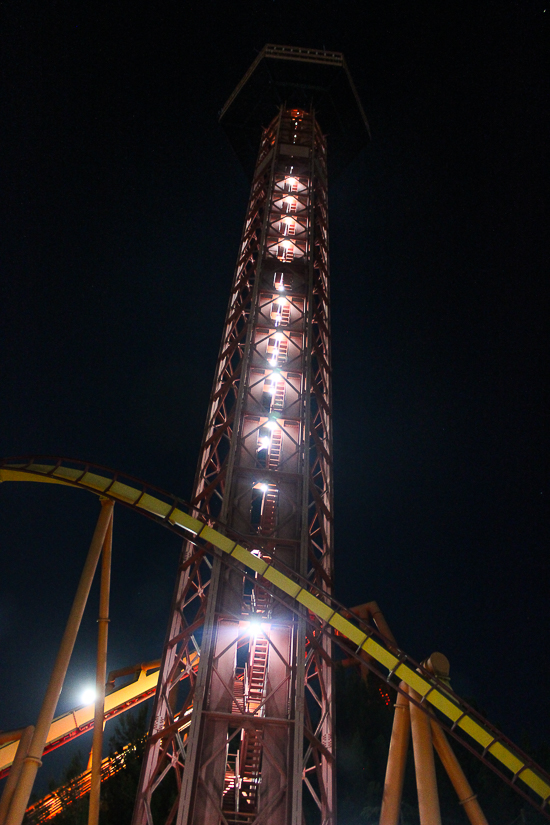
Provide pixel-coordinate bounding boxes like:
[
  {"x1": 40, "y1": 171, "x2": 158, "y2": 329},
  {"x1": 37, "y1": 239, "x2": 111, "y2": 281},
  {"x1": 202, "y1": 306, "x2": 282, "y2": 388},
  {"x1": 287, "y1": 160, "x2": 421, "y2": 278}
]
[
  {"x1": 430, "y1": 721, "x2": 489, "y2": 825},
  {"x1": 0, "y1": 727, "x2": 34, "y2": 825},
  {"x1": 88, "y1": 509, "x2": 113, "y2": 825},
  {"x1": 409, "y1": 688, "x2": 442, "y2": 825},
  {"x1": 379, "y1": 682, "x2": 410, "y2": 825},
  {"x1": 5, "y1": 499, "x2": 114, "y2": 825}
]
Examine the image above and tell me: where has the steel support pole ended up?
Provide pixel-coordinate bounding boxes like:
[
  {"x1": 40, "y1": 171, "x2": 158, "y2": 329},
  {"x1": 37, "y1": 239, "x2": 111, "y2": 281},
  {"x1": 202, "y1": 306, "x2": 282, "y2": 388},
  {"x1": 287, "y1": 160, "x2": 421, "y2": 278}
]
[
  {"x1": 430, "y1": 721, "x2": 489, "y2": 825},
  {"x1": 5, "y1": 499, "x2": 114, "y2": 825},
  {"x1": 88, "y1": 510, "x2": 113, "y2": 825},
  {"x1": 379, "y1": 682, "x2": 410, "y2": 825},
  {"x1": 0, "y1": 727, "x2": 34, "y2": 825},
  {"x1": 409, "y1": 688, "x2": 442, "y2": 825}
]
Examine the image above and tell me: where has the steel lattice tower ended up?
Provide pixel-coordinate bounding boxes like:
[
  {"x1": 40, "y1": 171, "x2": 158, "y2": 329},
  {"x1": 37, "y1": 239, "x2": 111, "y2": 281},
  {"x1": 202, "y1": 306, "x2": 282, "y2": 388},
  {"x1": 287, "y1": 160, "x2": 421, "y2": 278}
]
[{"x1": 132, "y1": 45, "x2": 369, "y2": 825}]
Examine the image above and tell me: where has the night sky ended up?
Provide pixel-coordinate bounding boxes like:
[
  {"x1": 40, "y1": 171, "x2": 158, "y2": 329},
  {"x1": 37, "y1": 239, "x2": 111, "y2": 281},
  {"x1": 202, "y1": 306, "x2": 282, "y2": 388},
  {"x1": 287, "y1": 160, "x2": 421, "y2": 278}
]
[{"x1": 1, "y1": 0, "x2": 548, "y2": 798}]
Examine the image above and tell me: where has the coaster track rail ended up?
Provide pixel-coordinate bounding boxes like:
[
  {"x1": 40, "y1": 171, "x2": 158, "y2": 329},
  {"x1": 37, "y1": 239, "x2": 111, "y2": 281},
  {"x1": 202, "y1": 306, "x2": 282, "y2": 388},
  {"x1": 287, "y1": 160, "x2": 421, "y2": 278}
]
[{"x1": 1, "y1": 456, "x2": 549, "y2": 819}]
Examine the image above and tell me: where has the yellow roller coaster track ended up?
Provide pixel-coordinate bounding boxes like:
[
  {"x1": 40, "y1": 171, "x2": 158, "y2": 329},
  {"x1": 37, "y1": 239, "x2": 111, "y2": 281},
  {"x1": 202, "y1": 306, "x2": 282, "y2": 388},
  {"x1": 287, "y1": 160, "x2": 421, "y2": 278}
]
[{"x1": 1, "y1": 456, "x2": 549, "y2": 817}]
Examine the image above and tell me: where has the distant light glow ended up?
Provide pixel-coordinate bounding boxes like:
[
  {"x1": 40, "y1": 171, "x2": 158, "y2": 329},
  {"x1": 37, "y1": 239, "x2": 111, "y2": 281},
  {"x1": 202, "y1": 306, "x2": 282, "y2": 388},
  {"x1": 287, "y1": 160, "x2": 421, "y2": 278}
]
[
  {"x1": 265, "y1": 420, "x2": 277, "y2": 430},
  {"x1": 81, "y1": 687, "x2": 96, "y2": 705}
]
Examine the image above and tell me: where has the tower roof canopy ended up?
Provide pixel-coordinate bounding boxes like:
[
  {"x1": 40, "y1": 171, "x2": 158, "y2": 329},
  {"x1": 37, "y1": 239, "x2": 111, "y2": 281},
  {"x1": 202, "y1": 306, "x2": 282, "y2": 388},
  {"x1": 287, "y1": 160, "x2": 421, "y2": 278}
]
[{"x1": 220, "y1": 44, "x2": 370, "y2": 180}]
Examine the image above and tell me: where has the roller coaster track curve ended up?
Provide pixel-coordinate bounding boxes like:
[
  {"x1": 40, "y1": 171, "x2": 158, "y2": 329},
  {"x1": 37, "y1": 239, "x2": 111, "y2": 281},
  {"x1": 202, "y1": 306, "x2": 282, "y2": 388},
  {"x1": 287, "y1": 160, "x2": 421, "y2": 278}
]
[{"x1": 1, "y1": 456, "x2": 549, "y2": 819}]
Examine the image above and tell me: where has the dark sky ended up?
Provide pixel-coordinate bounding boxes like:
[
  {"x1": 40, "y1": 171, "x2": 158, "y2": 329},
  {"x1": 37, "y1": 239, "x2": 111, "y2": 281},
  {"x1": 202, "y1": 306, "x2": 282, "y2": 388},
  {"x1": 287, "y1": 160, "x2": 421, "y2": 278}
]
[{"x1": 1, "y1": 0, "x2": 548, "y2": 797}]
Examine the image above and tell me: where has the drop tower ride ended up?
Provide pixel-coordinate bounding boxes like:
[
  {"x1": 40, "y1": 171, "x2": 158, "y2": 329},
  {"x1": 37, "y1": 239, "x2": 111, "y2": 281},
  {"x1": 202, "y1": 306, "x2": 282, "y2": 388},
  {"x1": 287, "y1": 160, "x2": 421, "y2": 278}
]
[{"x1": 132, "y1": 45, "x2": 370, "y2": 825}]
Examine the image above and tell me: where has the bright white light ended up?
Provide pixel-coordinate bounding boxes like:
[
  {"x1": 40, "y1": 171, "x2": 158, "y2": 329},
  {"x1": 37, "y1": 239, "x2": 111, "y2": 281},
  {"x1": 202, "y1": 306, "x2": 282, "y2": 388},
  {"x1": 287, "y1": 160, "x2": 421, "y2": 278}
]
[
  {"x1": 258, "y1": 436, "x2": 270, "y2": 449},
  {"x1": 286, "y1": 177, "x2": 296, "y2": 187},
  {"x1": 283, "y1": 240, "x2": 292, "y2": 248},
  {"x1": 259, "y1": 484, "x2": 269, "y2": 493},
  {"x1": 248, "y1": 617, "x2": 262, "y2": 636},
  {"x1": 81, "y1": 687, "x2": 96, "y2": 705},
  {"x1": 247, "y1": 617, "x2": 271, "y2": 637},
  {"x1": 275, "y1": 332, "x2": 284, "y2": 341},
  {"x1": 277, "y1": 297, "x2": 286, "y2": 306},
  {"x1": 265, "y1": 420, "x2": 277, "y2": 430}
]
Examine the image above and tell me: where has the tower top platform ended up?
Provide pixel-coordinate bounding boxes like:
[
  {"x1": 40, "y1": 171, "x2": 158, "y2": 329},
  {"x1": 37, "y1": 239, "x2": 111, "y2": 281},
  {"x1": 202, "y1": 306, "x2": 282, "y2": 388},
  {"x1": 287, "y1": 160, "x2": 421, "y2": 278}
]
[{"x1": 220, "y1": 44, "x2": 370, "y2": 180}]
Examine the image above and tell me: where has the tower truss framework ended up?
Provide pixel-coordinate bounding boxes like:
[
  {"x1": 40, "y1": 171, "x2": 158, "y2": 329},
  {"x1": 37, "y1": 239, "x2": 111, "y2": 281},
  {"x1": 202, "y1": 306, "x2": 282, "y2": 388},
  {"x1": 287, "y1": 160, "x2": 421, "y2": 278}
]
[{"x1": 131, "y1": 46, "x2": 370, "y2": 825}]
